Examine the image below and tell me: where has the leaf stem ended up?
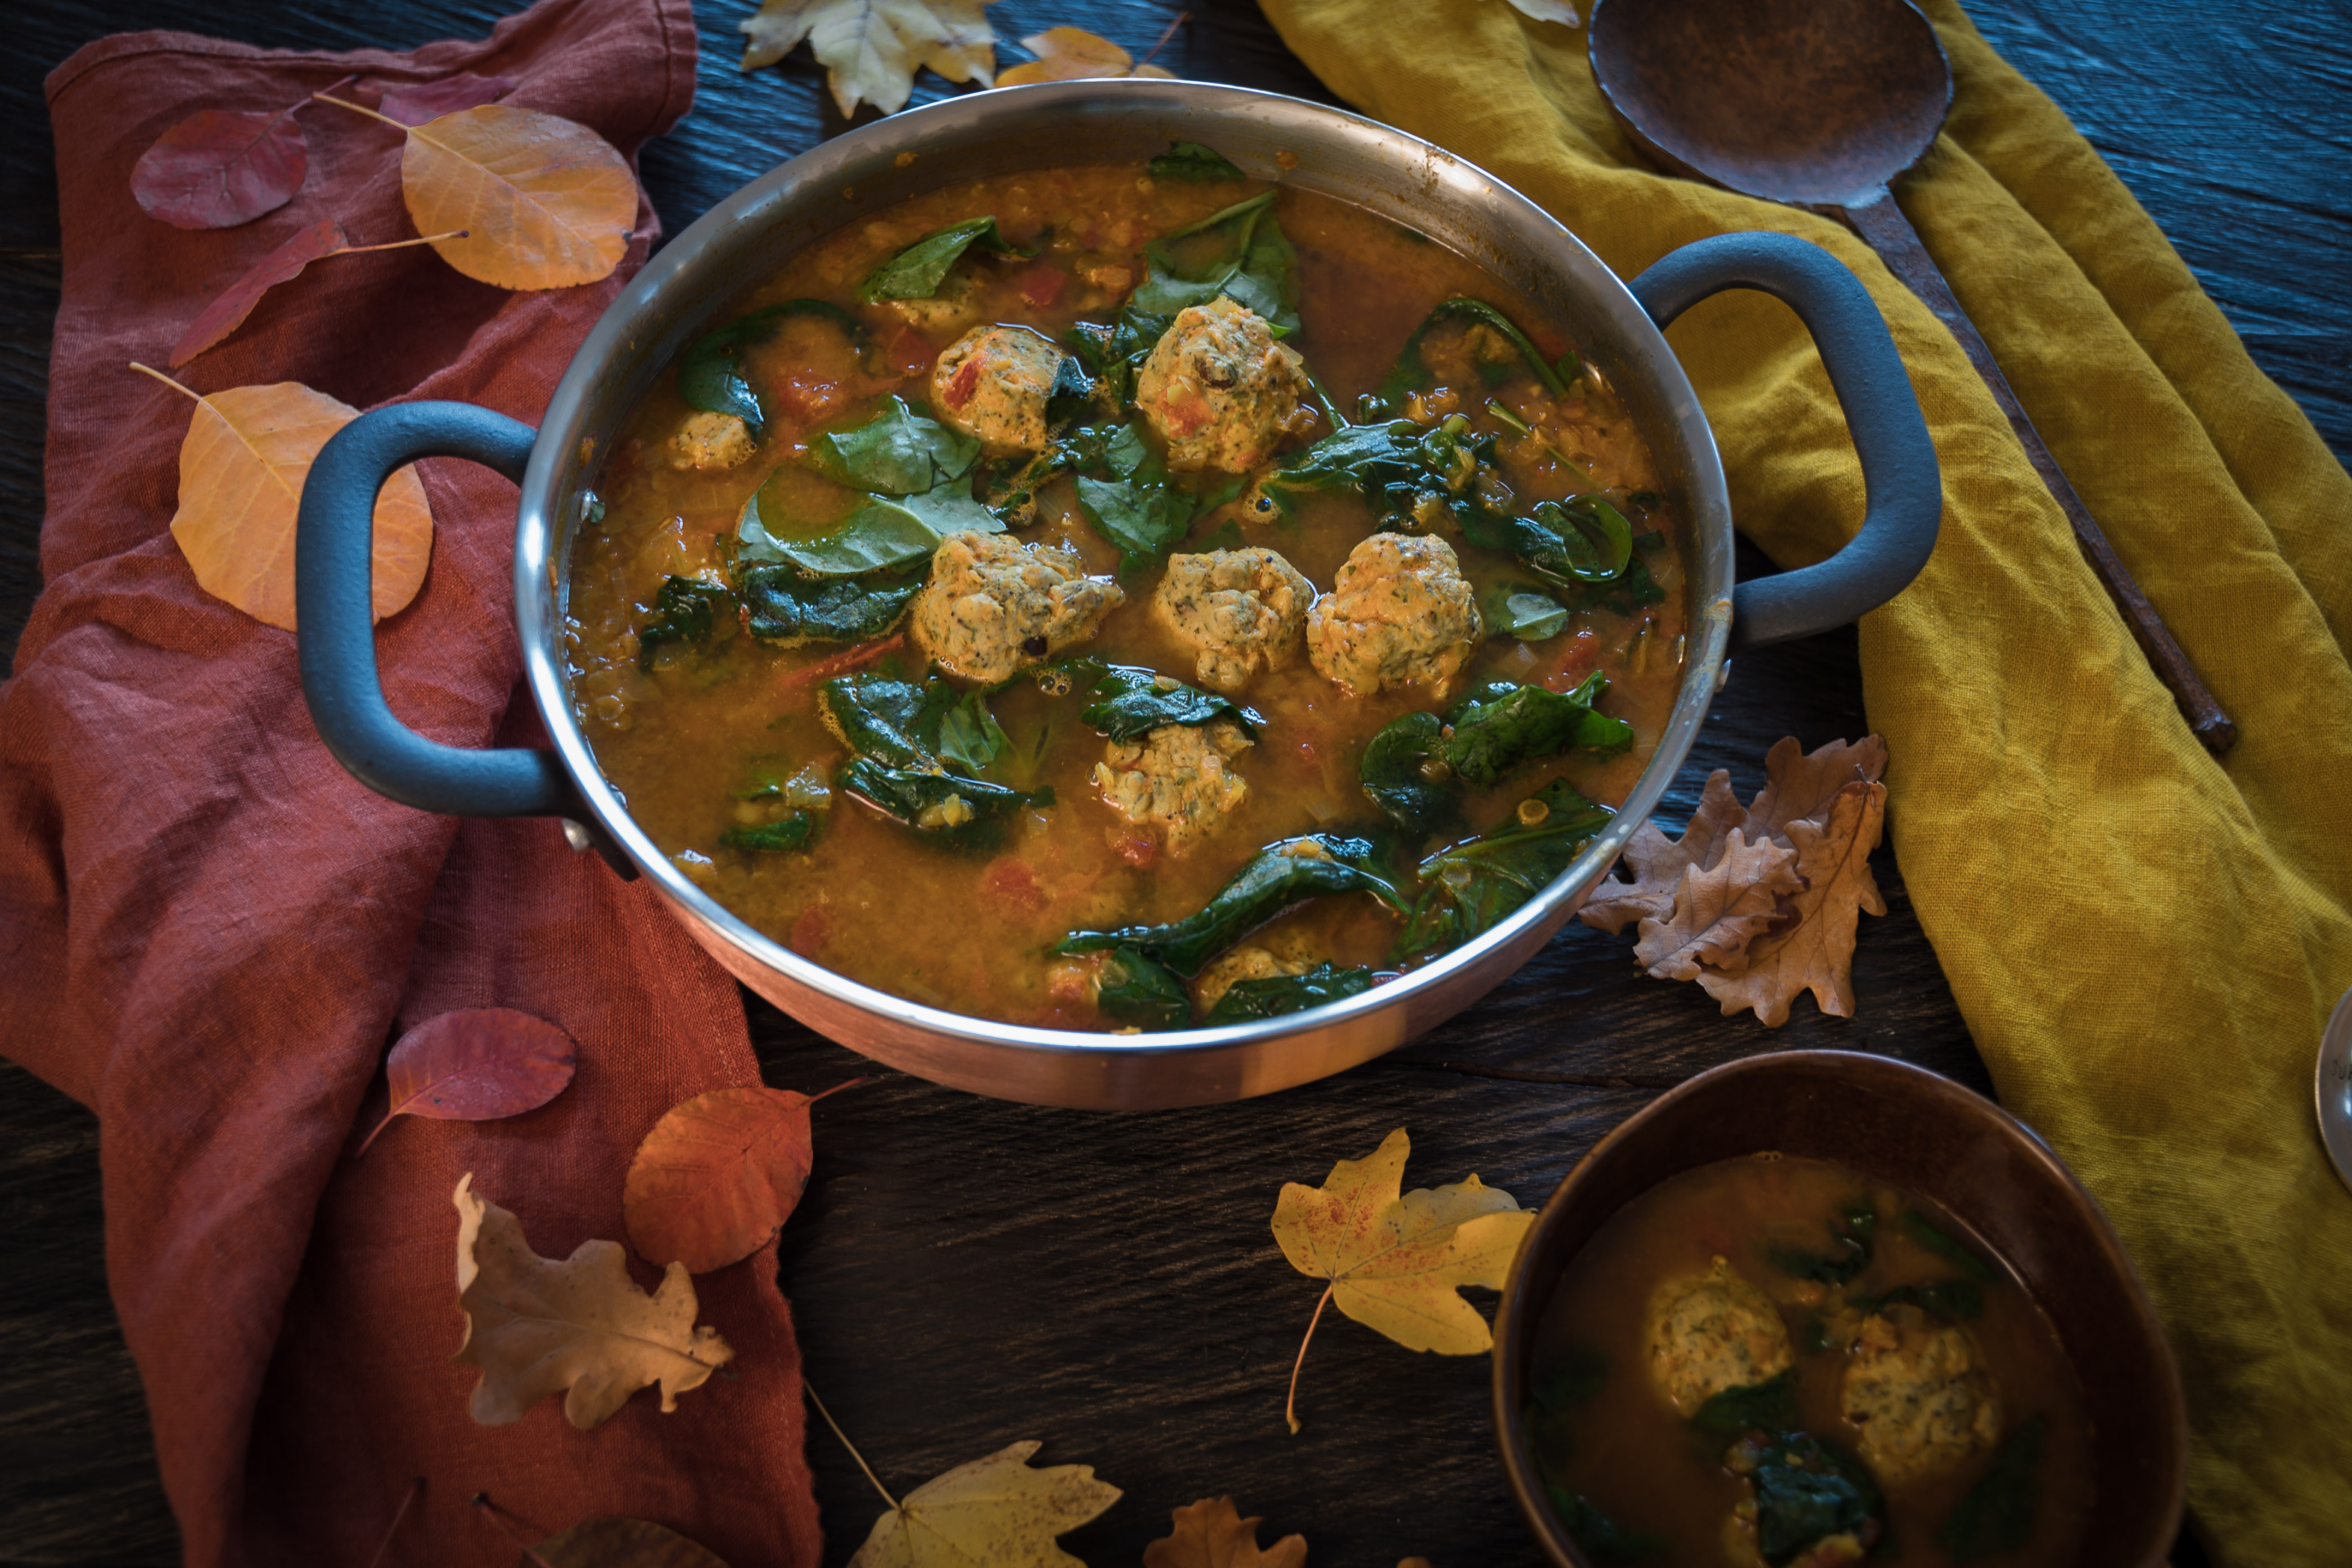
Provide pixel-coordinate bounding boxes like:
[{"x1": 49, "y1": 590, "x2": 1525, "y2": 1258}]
[
  {"x1": 311, "y1": 91, "x2": 408, "y2": 132},
  {"x1": 127, "y1": 361, "x2": 203, "y2": 404},
  {"x1": 805, "y1": 1076, "x2": 870, "y2": 1106},
  {"x1": 1285, "y1": 1281, "x2": 1334, "y2": 1435},
  {"x1": 338, "y1": 229, "x2": 470, "y2": 253},
  {"x1": 1136, "y1": 10, "x2": 1190, "y2": 70},
  {"x1": 470, "y1": 1493, "x2": 563, "y2": 1568},
  {"x1": 363, "y1": 1477, "x2": 423, "y2": 1568},
  {"x1": 803, "y1": 1379, "x2": 899, "y2": 1512}
]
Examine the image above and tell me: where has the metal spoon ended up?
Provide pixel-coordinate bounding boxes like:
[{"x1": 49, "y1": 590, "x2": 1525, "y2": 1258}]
[
  {"x1": 1587, "y1": 0, "x2": 2237, "y2": 754},
  {"x1": 2319, "y1": 986, "x2": 2352, "y2": 1195}
]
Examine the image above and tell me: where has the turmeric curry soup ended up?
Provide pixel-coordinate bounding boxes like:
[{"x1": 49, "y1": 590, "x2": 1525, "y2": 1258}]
[
  {"x1": 565, "y1": 145, "x2": 1686, "y2": 1030},
  {"x1": 1526, "y1": 1155, "x2": 2092, "y2": 1568}
]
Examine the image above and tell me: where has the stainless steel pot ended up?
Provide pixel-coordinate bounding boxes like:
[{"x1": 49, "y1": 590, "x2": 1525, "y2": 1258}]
[{"x1": 296, "y1": 81, "x2": 1938, "y2": 1110}]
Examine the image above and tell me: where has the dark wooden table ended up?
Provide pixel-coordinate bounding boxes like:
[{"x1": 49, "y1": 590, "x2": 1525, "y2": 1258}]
[{"x1": 2, "y1": 2, "x2": 2345, "y2": 1563}]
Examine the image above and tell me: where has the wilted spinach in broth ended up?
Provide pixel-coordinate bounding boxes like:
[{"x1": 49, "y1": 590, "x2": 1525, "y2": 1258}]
[
  {"x1": 565, "y1": 150, "x2": 1687, "y2": 1030},
  {"x1": 1527, "y1": 1155, "x2": 2092, "y2": 1568}
]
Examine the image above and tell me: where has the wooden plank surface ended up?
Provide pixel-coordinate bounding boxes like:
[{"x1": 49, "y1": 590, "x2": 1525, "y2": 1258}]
[{"x1": 1, "y1": 1, "x2": 2344, "y2": 1563}]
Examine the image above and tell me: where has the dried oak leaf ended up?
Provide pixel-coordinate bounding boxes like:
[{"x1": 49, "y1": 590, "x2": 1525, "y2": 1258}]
[
  {"x1": 380, "y1": 72, "x2": 518, "y2": 127},
  {"x1": 357, "y1": 1008, "x2": 577, "y2": 1155},
  {"x1": 846, "y1": 1441, "x2": 1119, "y2": 1568},
  {"x1": 997, "y1": 27, "x2": 1176, "y2": 84},
  {"x1": 452, "y1": 1174, "x2": 734, "y2": 1429},
  {"x1": 1632, "y1": 827, "x2": 1803, "y2": 981},
  {"x1": 740, "y1": 0, "x2": 999, "y2": 118},
  {"x1": 1272, "y1": 1127, "x2": 1534, "y2": 1430},
  {"x1": 622, "y1": 1080, "x2": 858, "y2": 1273},
  {"x1": 525, "y1": 1516, "x2": 729, "y2": 1567},
  {"x1": 132, "y1": 105, "x2": 308, "y2": 229},
  {"x1": 1696, "y1": 779, "x2": 1888, "y2": 1026},
  {"x1": 1143, "y1": 1498, "x2": 1306, "y2": 1568},
  {"x1": 134, "y1": 366, "x2": 432, "y2": 629}
]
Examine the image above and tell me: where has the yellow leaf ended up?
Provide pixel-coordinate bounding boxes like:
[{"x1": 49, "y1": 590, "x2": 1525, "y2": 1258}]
[
  {"x1": 1143, "y1": 1498, "x2": 1306, "y2": 1568},
  {"x1": 1271, "y1": 1128, "x2": 1534, "y2": 1430},
  {"x1": 997, "y1": 26, "x2": 1131, "y2": 84},
  {"x1": 134, "y1": 365, "x2": 430, "y2": 631},
  {"x1": 740, "y1": 0, "x2": 1000, "y2": 118},
  {"x1": 398, "y1": 103, "x2": 637, "y2": 289},
  {"x1": 1632, "y1": 826, "x2": 1803, "y2": 980},
  {"x1": 527, "y1": 1516, "x2": 730, "y2": 1567},
  {"x1": 844, "y1": 1441, "x2": 1120, "y2": 1568},
  {"x1": 451, "y1": 1173, "x2": 734, "y2": 1430},
  {"x1": 1696, "y1": 779, "x2": 1888, "y2": 1025}
]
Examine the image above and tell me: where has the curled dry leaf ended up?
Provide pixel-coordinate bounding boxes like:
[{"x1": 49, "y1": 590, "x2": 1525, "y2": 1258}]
[
  {"x1": 1696, "y1": 779, "x2": 1888, "y2": 1026},
  {"x1": 525, "y1": 1516, "x2": 729, "y2": 1568},
  {"x1": 132, "y1": 105, "x2": 308, "y2": 229},
  {"x1": 845, "y1": 1441, "x2": 1120, "y2": 1568},
  {"x1": 380, "y1": 72, "x2": 518, "y2": 127},
  {"x1": 452, "y1": 1174, "x2": 734, "y2": 1429},
  {"x1": 740, "y1": 0, "x2": 999, "y2": 118},
  {"x1": 357, "y1": 1007, "x2": 577, "y2": 1156},
  {"x1": 132, "y1": 364, "x2": 431, "y2": 629},
  {"x1": 1632, "y1": 827, "x2": 1802, "y2": 981},
  {"x1": 171, "y1": 220, "x2": 348, "y2": 367},
  {"x1": 622, "y1": 1079, "x2": 861, "y2": 1273},
  {"x1": 1271, "y1": 1127, "x2": 1534, "y2": 1431},
  {"x1": 1143, "y1": 1498, "x2": 1306, "y2": 1568},
  {"x1": 997, "y1": 26, "x2": 1177, "y2": 85}
]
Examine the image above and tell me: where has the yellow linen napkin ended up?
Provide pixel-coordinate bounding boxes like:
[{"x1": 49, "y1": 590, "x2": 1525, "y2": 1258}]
[{"x1": 1255, "y1": 0, "x2": 2352, "y2": 1557}]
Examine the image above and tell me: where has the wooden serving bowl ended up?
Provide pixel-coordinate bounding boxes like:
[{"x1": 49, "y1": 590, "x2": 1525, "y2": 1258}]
[{"x1": 1491, "y1": 1049, "x2": 2186, "y2": 1567}]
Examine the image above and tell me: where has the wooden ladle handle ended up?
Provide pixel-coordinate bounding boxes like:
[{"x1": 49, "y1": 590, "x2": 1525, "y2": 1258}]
[{"x1": 1839, "y1": 189, "x2": 2238, "y2": 754}]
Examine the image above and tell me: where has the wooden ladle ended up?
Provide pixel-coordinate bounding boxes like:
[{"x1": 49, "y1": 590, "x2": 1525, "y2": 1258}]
[{"x1": 1588, "y1": 0, "x2": 2235, "y2": 753}]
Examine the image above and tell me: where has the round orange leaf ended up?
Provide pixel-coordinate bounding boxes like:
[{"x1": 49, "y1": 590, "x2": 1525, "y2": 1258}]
[
  {"x1": 399, "y1": 103, "x2": 637, "y2": 290},
  {"x1": 623, "y1": 1080, "x2": 858, "y2": 1273}
]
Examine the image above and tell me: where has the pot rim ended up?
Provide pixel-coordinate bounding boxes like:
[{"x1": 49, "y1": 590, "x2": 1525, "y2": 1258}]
[{"x1": 512, "y1": 78, "x2": 1736, "y2": 1076}]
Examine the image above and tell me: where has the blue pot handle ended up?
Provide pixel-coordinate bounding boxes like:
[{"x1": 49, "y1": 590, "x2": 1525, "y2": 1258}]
[
  {"x1": 296, "y1": 403, "x2": 627, "y2": 868},
  {"x1": 1629, "y1": 231, "x2": 1940, "y2": 652}
]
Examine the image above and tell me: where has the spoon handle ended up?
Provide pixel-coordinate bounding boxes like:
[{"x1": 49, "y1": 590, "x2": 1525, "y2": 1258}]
[{"x1": 1839, "y1": 189, "x2": 2237, "y2": 755}]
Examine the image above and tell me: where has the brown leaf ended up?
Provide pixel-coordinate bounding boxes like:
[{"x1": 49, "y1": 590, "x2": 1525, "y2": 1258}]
[
  {"x1": 1738, "y1": 734, "x2": 1887, "y2": 848},
  {"x1": 1143, "y1": 1497, "x2": 1307, "y2": 1568},
  {"x1": 357, "y1": 1008, "x2": 577, "y2": 1156},
  {"x1": 1632, "y1": 828, "x2": 1803, "y2": 981},
  {"x1": 1578, "y1": 767, "x2": 1744, "y2": 933},
  {"x1": 622, "y1": 1080, "x2": 859, "y2": 1273},
  {"x1": 132, "y1": 105, "x2": 308, "y2": 229},
  {"x1": 452, "y1": 1175, "x2": 734, "y2": 1429},
  {"x1": 1695, "y1": 780, "x2": 1888, "y2": 1025},
  {"x1": 169, "y1": 219, "x2": 347, "y2": 367},
  {"x1": 380, "y1": 72, "x2": 517, "y2": 127},
  {"x1": 526, "y1": 1517, "x2": 729, "y2": 1568}
]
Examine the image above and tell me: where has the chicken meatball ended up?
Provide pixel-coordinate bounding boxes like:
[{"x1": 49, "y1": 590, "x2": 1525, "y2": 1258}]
[
  {"x1": 1134, "y1": 297, "x2": 1316, "y2": 471},
  {"x1": 1305, "y1": 533, "x2": 1481, "y2": 698},
  {"x1": 1839, "y1": 1313, "x2": 2002, "y2": 1482},
  {"x1": 930, "y1": 324, "x2": 1068, "y2": 452},
  {"x1": 910, "y1": 533, "x2": 1124, "y2": 684},
  {"x1": 669, "y1": 411, "x2": 755, "y2": 471},
  {"x1": 1643, "y1": 1256, "x2": 1796, "y2": 1416},
  {"x1": 880, "y1": 266, "x2": 988, "y2": 339},
  {"x1": 1151, "y1": 547, "x2": 1316, "y2": 693},
  {"x1": 1092, "y1": 721, "x2": 1252, "y2": 856}
]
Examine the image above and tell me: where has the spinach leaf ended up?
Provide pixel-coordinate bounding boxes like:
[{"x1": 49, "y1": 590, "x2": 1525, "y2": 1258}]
[
  {"x1": 855, "y1": 215, "x2": 1032, "y2": 303},
  {"x1": 1901, "y1": 1210, "x2": 2000, "y2": 1282},
  {"x1": 1935, "y1": 1414, "x2": 2046, "y2": 1563},
  {"x1": 735, "y1": 566, "x2": 920, "y2": 645},
  {"x1": 1741, "y1": 1431, "x2": 1882, "y2": 1567},
  {"x1": 893, "y1": 478, "x2": 1006, "y2": 537},
  {"x1": 677, "y1": 299, "x2": 868, "y2": 438},
  {"x1": 1440, "y1": 674, "x2": 1634, "y2": 786},
  {"x1": 1542, "y1": 1486, "x2": 1658, "y2": 1565},
  {"x1": 740, "y1": 492, "x2": 941, "y2": 577},
  {"x1": 838, "y1": 758, "x2": 1054, "y2": 837},
  {"x1": 1525, "y1": 1343, "x2": 1608, "y2": 1472},
  {"x1": 636, "y1": 577, "x2": 736, "y2": 670},
  {"x1": 1766, "y1": 1197, "x2": 1879, "y2": 1287},
  {"x1": 1690, "y1": 1367, "x2": 1799, "y2": 1436},
  {"x1": 1202, "y1": 964, "x2": 1378, "y2": 1024},
  {"x1": 818, "y1": 672, "x2": 957, "y2": 769},
  {"x1": 1490, "y1": 586, "x2": 1569, "y2": 642},
  {"x1": 1148, "y1": 140, "x2": 1246, "y2": 181},
  {"x1": 1096, "y1": 946, "x2": 1192, "y2": 1031},
  {"x1": 1078, "y1": 664, "x2": 1260, "y2": 742},
  {"x1": 719, "y1": 811, "x2": 820, "y2": 852},
  {"x1": 1132, "y1": 191, "x2": 1299, "y2": 335},
  {"x1": 1057, "y1": 834, "x2": 1407, "y2": 976},
  {"x1": 1528, "y1": 496, "x2": 1635, "y2": 582},
  {"x1": 1397, "y1": 777, "x2": 1615, "y2": 958},
  {"x1": 1067, "y1": 304, "x2": 1173, "y2": 412},
  {"x1": 937, "y1": 689, "x2": 1008, "y2": 776},
  {"x1": 1853, "y1": 1280, "x2": 1985, "y2": 1320},
  {"x1": 806, "y1": 396, "x2": 982, "y2": 495},
  {"x1": 1075, "y1": 472, "x2": 1195, "y2": 569},
  {"x1": 1359, "y1": 711, "x2": 1464, "y2": 839},
  {"x1": 1371, "y1": 296, "x2": 1570, "y2": 416}
]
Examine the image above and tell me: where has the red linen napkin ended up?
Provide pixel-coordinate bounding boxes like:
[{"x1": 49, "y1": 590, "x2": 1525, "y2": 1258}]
[{"x1": 0, "y1": 2, "x2": 823, "y2": 1563}]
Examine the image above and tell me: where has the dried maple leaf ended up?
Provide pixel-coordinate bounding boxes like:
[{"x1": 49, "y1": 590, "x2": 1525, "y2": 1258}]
[
  {"x1": 452, "y1": 1174, "x2": 734, "y2": 1429},
  {"x1": 997, "y1": 26, "x2": 1177, "y2": 85},
  {"x1": 356, "y1": 1008, "x2": 577, "y2": 1156},
  {"x1": 740, "y1": 0, "x2": 1000, "y2": 118},
  {"x1": 1143, "y1": 1498, "x2": 1306, "y2": 1568},
  {"x1": 528, "y1": 1516, "x2": 729, "y2": 1567},
  {"x1": 1632, "y1": 827, "x2": 1803, "y2": 981},
  {"x1": 132, "y1": 105, "x2": 308, "y2": 230},
  {"x1": 131, "y1": 364, "x2": 432, "y2": 630},
  {"x1": 622, "y1": 1079, "x2": 859, "y2": 1273},
  {"x1": 843, "y1": 1440, "x2": 1119, "y2": 1568},
  {"x1": 1696, "y1": 779, "x2": 1888, "y2": 1026},
  {"x1": 379, "y1": 72, "x2": 518, "y2": 127},
  {"x1": 1271, "y1": 1127, "x2": 1534, "y2": 1431}
]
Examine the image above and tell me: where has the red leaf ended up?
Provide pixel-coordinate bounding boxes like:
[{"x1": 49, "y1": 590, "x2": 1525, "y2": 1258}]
[
  {"x1": 377, "y1": 72, "x2": 518, "y2": 127},
  {"x1": 357, "y1": 1008, "x2": 576, "y2": 1155},
  {"x1": 623, "y1": 1080, "x2": 861, "y2": 1272},
  {"x1": 132, "y1": 106, "x2": 308, "y2": 230},
  {"x1": 170, "y1": 219, "x2": 349, "y2": 367}
]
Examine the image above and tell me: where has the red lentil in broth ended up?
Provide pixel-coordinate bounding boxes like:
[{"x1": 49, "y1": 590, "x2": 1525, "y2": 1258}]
[{"x1": 565, "y1": 163, "x2": 1687, "y2": 1030}]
